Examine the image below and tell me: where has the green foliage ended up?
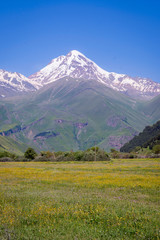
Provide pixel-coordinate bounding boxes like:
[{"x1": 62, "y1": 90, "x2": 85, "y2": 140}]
[
  {"x1": 0, "y1": 157, "x2": 13, "y2": 162},
  {"x1": 146, "y1": 134, "x2": 160, "y2": 149},
  {"x1": 33, "y1": 156, "x2": 51, "y2": 162},
  {"x1": 73, "y1": 151, "x2": 84, "y2": 161},
  {"x1": 110, "y1": 148, "x2": 117, "y2": 153},
  {"x1": 56, "y1": 151, "x2": 75, "y2": 162},
  {"x1": 109, "y1": 148, "x2": 120, "y2": 158},
  {"x1": 152, "y1": 145, "x2": 160, "y2": 154},
  {"x1": 121, "y1": 120, "x2": 160, "y2": 152},
  {"x1": 55, "y1": 148, "x2": 110, "y2": 162},
  {"x1": 82, "y1": 149, "x2": 110, "y2": 161},
  {"x1": 0, "y1": 151, "x2": 33, "y2": 162},
  {"x1": 0, "y1": 151, "x2": 17, "y2": 159},
  {"x1": 109, "y1": 150, "x2": 138, "y2": 159},
  {"x1": 81, "y1": 150, "x2": 96, "y2": 161},
  {"x1": 24, "y1": 148, "x2": 37, "y2": 160},
  {"x1": 0, "y1": 148, "x2": 110, "y2": 162},
  {"x1": 34, "y1": 151, "x2": 56, "y2": 161},
  {"x1": 41, "y1": 151, "x2": 55, "y2": 159},
  {"x1": 87, "y1": 146, "x2": 100, "y2": 152},
  {"x1": 133, "y1": 146, "x2": 141, "y2": 152},
  {"x1": 54, "y1": 151, "x2": 63, "y2": 157}
]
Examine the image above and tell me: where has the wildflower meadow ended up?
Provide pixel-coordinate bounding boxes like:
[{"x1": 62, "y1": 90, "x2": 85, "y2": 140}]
[{"x1": 0, "y1": 158, "x2": 159, "y2": 239}]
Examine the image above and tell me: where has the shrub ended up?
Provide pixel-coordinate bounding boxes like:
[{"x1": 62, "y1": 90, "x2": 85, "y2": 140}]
[
  {"x1": 152, "y1": 145, "x2": 160, "y2": 154},
  {"x1": 0, "y1": 157, "x2": 13, "y2": 162},
  {"x1": 34, "y1": 156, "x2": 49, "y2": 162},
  {"x1": 87, "y1": 146, "x2": 100, "y2": 152},
  {"x1": 109, "y1": 149, "x2": 120, "y2": 158},
  {"x1": 15, "y1": 156, "x2": 30, "y2": 162},
  {"x1": 54, "y1": 151, "x2": 64, "y2": 157},
  {"x1": 82, "y1": 149, "x2": 110, "y2": 161},
  {"x1": 73, "y1": 151, "x2": 84, "y2": 161},
  {"x1": 40, "y1": 151, "x2": 55, "y2": 160},
  {"x1": 56, "y1": 152, "x2": 75, "y2": 162},
  {"x1": 134, "y1": 146, "x2": 141, "y2": 152},
  {"x1": 81, "y1": 150, "x2": 95, "y2": 161},
  {"x1": 0, "y1": 151, "x2": 17, "y2": 159}
]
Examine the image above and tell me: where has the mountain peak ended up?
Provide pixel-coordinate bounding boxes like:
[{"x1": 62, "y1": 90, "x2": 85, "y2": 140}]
[
  {"x1": 28, "y1": 50, "x2": 160, "y2": 99},
  {"x1": 67, "y1": 50, "x2": 85, "y2": 57}
]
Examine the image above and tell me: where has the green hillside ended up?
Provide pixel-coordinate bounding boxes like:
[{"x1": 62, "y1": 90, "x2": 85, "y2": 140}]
[
  {"x1": 0, "y1": 135, "x2": 28, "y2": 155},
  {"x1": 0, "y1": 78, "x2": 160, "y2": 152},
  {"x1": 138, "y1": 94, "x2": 160, "y2": 122},
  {"x1": 120, "y1": 120, "x2": 160, "y2": 152}
]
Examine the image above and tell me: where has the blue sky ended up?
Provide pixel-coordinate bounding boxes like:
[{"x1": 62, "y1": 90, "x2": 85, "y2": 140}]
[{"x1": 0, "y1": 0, "x2": 160, "y2": 82}]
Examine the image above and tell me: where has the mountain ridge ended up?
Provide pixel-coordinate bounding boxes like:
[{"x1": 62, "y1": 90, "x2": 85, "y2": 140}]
[
  {"x1": 29, "y1": 50, "x2": 160, "y2": 99},
  {"x1": 0, "y1": 50, "x2": 159, "y2": 152},
  {"x1": 1, "y1": 50, "x2": 160, "y2": 99},
  {"x1": 0, "y1": 69, "x2": 37, "y2": 98},
  {"x1": 1, "y1": 77, "x2": 158, "y2": 152}
]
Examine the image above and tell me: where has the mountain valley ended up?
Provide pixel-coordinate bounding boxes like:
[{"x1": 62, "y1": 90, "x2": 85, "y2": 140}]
[{"x1": 0, "y1": 51, "x2": 160, "y2": 152}]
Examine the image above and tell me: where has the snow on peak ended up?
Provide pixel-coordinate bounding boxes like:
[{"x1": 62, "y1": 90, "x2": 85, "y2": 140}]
[
  {"x1": 29, "y1": 50, "x2": 111, "y2": 86},
  {"x1": 28, "y1": 50, "x2": 160, "y2": 98},
  {"x1": 67, "y1": 50, "x2": 85, "y2": 57},
  {"x1": 0, "y1": 69, "x2": 37, "y2": 96},
  {"x1": 50, "y1": 55, "x2": 65, "y2": 64}
]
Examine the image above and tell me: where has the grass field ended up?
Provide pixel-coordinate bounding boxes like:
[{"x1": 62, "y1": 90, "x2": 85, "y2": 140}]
[{"x1": 0, "y1": 159, "x2": 160, "y2": 239}]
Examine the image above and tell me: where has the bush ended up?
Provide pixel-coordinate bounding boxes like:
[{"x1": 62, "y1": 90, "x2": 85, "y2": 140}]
[
  {"x1": 41, "y1": 151, "x2": 55, "y2": 159},
  {"x1": 0, "y1": 157, "x2": 13, "y2": 162},
  {"x1": 40, "y1": 151, "x2": 55, "y2": 161},
  {"x1": 54, "y1": 151, "x2": 64, "y2": 157},
  {"x1": 96, "y1": 149, "x2": 110, "y2": 161},
  {"x1": 109, "y1": 151, "x2": 138, "y2": 159},
  {"x1": 24, "y1": 148, "x2": 37, "y2": 160},
  {"x1": 73, "y1": 151, "x2": 84, "y2": 161},
  {"x1": 0, "y1": 151, "x2": 17, "y2": 159},
  {"x1": 82, "y1": 149, "x2": 110, "y2": 161},
  {"x1": 81, "y1": 150, "x2": 95, "y2": 161},
  {"x1": 21, "y1": 148, "x2": 110, "y2": 162},
  {"x1": 109, "y1": 149, "x2": 120, "y2": 158},
  {"x1": 87, "y1": 146, "x2": 100, "y2": 152},
  {"x1": 34, "y1": 156, "x2": 49, "y2": 162},
  {"x1": 15, "y1": 157, "x2": 31, "y2": 162},
  {"x1": 152, "y1": 145, "x2": 160, "y2": 154},
  {"x1": 56, "y1": 152, "x2": 75, "y2": 162},
  {"x1": 134, "y1": 146, "x2": 141, "y2": 152}
]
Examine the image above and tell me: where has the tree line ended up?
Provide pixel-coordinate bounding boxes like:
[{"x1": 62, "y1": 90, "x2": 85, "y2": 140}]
[{"x1": 0, "y1": 147, "x2": 110, "y2": 162}]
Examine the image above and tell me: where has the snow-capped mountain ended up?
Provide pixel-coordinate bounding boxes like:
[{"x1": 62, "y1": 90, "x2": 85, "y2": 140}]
[
  {"x1": 29, "y1": 50, "x2": 160, "y2": 99},
  {"x1": 0, "y1": 69, "x2": 37, "y2": 98},
  {"x1": 1, "y1": 50, "x2": 160, "y2": 99}
]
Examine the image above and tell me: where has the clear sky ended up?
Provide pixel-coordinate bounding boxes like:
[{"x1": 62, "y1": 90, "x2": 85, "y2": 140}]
[{"x1": 0, "y1": 0, "x2": 160, "y2": 82}]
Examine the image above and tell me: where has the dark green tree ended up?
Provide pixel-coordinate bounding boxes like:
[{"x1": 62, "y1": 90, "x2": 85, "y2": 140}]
[{"x1": 24, "y1": 148, "x2": 37, "y2": 160}]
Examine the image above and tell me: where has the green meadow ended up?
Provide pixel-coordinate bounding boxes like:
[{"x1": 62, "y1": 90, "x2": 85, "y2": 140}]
[{"x1": 0, "y1": 159, "x2": 160, "y2": 239}]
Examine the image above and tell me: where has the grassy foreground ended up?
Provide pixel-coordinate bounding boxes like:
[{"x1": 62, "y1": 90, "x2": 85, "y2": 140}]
[{"x1": 0, "y1": 159, "x2": 159, "y2": 240}]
